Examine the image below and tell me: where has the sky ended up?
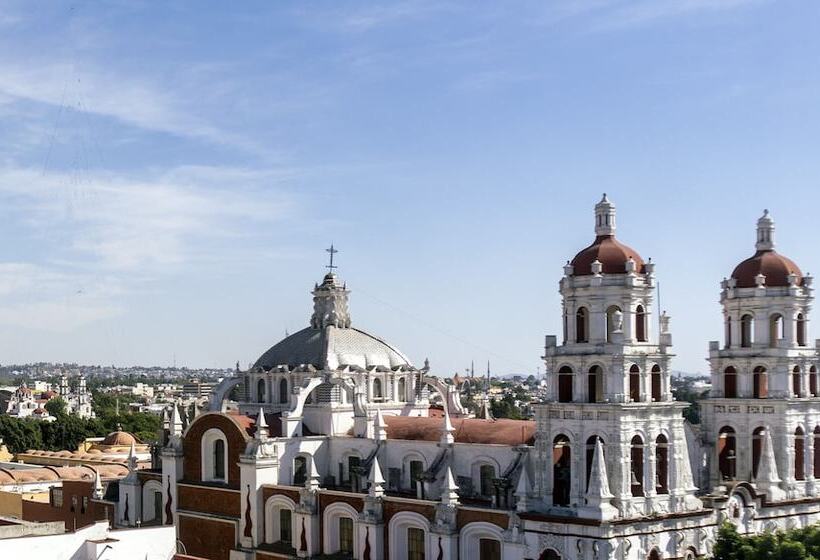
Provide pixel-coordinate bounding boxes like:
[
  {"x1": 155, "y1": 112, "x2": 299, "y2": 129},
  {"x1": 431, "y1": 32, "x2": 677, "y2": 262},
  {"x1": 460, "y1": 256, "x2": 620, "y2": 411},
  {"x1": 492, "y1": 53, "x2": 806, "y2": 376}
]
[{"x1": 0, "y1": 0, "x2": 818, "y2": 375}]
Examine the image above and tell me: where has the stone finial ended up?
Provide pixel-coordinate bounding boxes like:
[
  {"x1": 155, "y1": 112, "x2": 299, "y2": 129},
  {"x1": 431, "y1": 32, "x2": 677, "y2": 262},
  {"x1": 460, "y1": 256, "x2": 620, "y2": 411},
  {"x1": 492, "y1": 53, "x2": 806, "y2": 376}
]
[
  {"x1": 127, "y1": 440, "x2": 138, "y2": 473},
  {"x1": 369, "y1": 456, "x2": 385, "y2": 498},
  {"x1": 756, "y1": 209, "x2": 775, "y2": 251},
  {"x1": 660, "y1": 311, "x2": 671, "y2": 334},
  {"x1": 441, "y1": 410, "x2": 455, "y2": 445},
  {"x1": 586, "y1": 439, "x2": 614, "y2": 501},
  {"x1": 256, "y1": 408, "x2": 269, "y2": 441},
  {"x1": 564, "y1": 261, "x2": 574, "y2": 277},
  {"x1": 170, "y1": 404, "x2": 183, "y2": 436},
  {"x1": 374, "y1": 408, "x2": 388, "y2": 442},
  {"x1": 92, "y1": 469, "x2": 104, "y2": 500},
  {"x1": 307, "y1": 455, "x2": 321, "y2": 490},
  {"x1": 440, "y1": 465, "x2": 460, "y2": 506},
  {"x1": 594, "y1": 194, "x2": 616, "y2": 237},
  {"x1": 755, "y1": 273, "x2": 766, "y2": 288},
  {"x1": 515, "y1": 466, "x2": 531, "y2": 513},
  {"x1": 755, "y1": 428, "x2": 786, "y2": 501},
  {"x1": 591, "y1": 259, "x2": 603, "y2": 276},
  {"x1": 625, "y1": 256, "x2": 636, "y2": 274}
]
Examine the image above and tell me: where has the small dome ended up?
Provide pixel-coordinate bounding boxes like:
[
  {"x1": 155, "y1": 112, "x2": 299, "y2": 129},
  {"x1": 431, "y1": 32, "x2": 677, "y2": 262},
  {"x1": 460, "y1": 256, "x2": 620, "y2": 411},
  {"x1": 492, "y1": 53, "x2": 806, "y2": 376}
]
[
  {"x1": 731, "y1": 210, "x2": 803, "y2": 288},
  {"x1": 732, "y1": 250, "x2": 802, "y2": 288},
  {"x1": 101, "y1": 431, "x2": 138, "y2": 446},
  {"x1": 571, "y1": 235, "x2": 645, "y2": 276}
]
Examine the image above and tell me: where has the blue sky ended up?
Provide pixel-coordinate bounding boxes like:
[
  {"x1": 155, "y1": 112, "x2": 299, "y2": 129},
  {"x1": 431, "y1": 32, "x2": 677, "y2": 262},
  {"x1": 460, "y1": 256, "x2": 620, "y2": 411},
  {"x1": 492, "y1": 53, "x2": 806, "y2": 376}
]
[{"x1": 0, "y1": 0, "x2": 818, "y2": 375}]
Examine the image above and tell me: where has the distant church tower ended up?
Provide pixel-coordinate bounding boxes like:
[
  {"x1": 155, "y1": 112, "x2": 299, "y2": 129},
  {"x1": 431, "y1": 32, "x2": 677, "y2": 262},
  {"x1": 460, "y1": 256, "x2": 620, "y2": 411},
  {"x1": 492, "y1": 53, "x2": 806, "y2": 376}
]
[
  {"x1": 701, "y1": 211, "x2": 819, "y2": 503},
  {"x1": 535, "y1": 195, "x2": 701, "y2": 520}
]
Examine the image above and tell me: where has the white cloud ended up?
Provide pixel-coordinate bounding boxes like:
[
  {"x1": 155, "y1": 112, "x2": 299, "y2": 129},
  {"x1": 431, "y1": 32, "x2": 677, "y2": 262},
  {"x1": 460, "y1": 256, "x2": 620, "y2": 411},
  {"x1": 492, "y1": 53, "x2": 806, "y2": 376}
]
[{"x1": 0, "y1": 165, "x2": 297, "y2": 271}]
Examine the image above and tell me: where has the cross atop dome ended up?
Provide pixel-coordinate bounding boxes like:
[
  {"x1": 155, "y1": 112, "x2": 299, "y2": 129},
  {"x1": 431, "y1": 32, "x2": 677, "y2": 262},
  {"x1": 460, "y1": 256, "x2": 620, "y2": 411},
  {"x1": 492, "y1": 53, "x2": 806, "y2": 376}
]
[{"x1": 594, "y1": 193, "x2": 616, "y2": 237}]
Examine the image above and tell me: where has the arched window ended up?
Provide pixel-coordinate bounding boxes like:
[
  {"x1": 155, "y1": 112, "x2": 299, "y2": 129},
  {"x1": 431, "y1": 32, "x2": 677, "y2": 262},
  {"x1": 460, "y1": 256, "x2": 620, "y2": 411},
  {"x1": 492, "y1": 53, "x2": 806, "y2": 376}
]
[
  {"x1": 279, "y1": 509, "x2": 292, "y2": 545},
  {"x1": 724, "y1": 367, "x2": 738, "y2": 398},
  {"x1": 648, "y1": 550, "x2": 661, "y2": 560},
  {"x1": 629, "y1": 364, "x2": 640, "y2": 402},
  {"x1": 293, "y1": 456, "x2": 307, "y2": 486},
  {"x1": 814, "y1": 427, "x2": 820, "y2": 478},
  {"x1": 558, "y1": 366, "x2": 573, "y2": 403},
  {"x1": 606, "y1": 305, "x2": 622, "y2": 343},
  {"x1": 552, "y1": 435, "x2": 571, "y2": 507},
  {"x1": 279, "y1": 378, "x2": 288, "y2": 403},
  {"x1": 811, "y1": 367, "x2": 818, "y2": 397},
  {"x1": 479, "y1": 464, "x2": 496, "y2": 498},
  {"x1": 339, "y1": 517, "x2": 354, "y2": 555},
  {"x1": 769, "y1": 314, "x2": 784, "y2": 347},
  {"x1": 539, "y1": 551, "x2": 561, "y2": 560},
  {"x1": 587, "y1": 366, "x2": 602, "y2": 403},
  {"x1": 479, "y1": 538, "x2": 501, "y2": 560},
  {"x1": 373, "y1": 378, "x2": 383, "y2": 401},
  {"x1": 409, "y1": 460, "x2": 424, "y2": 495},
  {"x1": 201, "y1": 428, "x2": 229, "y2": 484},
  {"x1": 718, "y1": 427, "x2": 737, "y2": 481},
  {"x1": 407, "y1": 527, "x2": 425, "y2": 560},
  {"x1": 793, "y1": 367, "x2": 802, "y2": 398},
  {"x1": 795, "y1": 427, "x2": 806, "y2": 481},
  {"x1": 213, "y1": 439, "x2": 225, "y2": 480},
  {"x1": 655, "y1": 434, "x2": 668, "y2": 495},
  {"x1": 752, "y1": 427, "x2": 765, "y2": 479},
  {"x1": 741, "y1": 314, "x2": 754, "y2": 348},
  {"x1": 753, "y1": 366, "x2": 768, "y2": 399},
  {"x1": 726, "y1": 316, "x2": 732, "y2": 348},
  {"x1": 257, "y1": 379, "x2": 266, "y2": 403},
  {"x1": 630, "y1": 435, "x2": 644, "y2": 497},
  {"x1": 398, "y1": 378, "x2": 407, "y2": 402},
  {"x1": 797, "y1": 313, "x2": 807, "y2": 346},
  {"x1": 635, "y1": 305, "x2": 647, "y2": 342},
  {"x1": 585, "y1": 436, "x2": 603, "y2": 491},
  {"x1": 576, "y1": 307, "x2": 589, "y2": 343},
  {"x1": 650, "y1": 365, "x2": 662, "y2": 402}
]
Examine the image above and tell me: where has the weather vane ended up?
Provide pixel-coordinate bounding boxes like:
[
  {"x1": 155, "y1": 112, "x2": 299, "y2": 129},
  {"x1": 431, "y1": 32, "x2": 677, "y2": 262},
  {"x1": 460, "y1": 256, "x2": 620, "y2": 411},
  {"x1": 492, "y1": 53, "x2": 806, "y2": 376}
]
[{"x1": 326, "y1": 244, "x2": 338, "y2": 271}]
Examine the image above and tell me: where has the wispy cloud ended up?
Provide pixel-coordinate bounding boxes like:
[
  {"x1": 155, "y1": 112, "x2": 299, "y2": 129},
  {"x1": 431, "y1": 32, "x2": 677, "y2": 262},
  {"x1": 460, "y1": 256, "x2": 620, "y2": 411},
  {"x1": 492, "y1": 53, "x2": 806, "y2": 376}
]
[
  {"x1": 0, "y1": 58, "x2": 264, "y2": 154},
  {"x1": 582, "y1": 0, "x2": 768, "y2": 31},
  {"x1": 0, "y1": 165, "x2": 298, "y2": 271}
]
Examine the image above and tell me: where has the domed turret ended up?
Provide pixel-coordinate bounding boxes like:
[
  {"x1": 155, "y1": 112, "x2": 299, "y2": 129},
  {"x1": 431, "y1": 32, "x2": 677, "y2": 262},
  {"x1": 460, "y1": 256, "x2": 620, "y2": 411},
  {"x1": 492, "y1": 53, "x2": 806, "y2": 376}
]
[
  {"x1": 731, "y1": 210, "x2": 803, "y2": 288},
  {"x1": 570, "y1": 194, "x2": 645, "y2": 276}
]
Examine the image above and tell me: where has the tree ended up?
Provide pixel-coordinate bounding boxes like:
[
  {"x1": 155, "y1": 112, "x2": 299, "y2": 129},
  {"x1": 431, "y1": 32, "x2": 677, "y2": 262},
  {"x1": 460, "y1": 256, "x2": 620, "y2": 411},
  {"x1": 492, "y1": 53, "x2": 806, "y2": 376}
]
[
  {"x1": 0, "y1": 416, "x2": 43, "y2": 453},
  {"x1": 44, "y1": 397, "x2": 67, "y2": 418}
]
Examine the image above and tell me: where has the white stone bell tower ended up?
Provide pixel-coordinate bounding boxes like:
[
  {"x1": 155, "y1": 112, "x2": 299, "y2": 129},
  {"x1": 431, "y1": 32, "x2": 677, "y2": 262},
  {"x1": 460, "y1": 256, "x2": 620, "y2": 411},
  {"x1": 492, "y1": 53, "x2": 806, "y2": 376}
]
[
  {"x1": 535, "y1": 195, "x2": 701, "y2": 521},
  {"x1": 701, "y1": 210, "x2": 820, "y2": 501}
]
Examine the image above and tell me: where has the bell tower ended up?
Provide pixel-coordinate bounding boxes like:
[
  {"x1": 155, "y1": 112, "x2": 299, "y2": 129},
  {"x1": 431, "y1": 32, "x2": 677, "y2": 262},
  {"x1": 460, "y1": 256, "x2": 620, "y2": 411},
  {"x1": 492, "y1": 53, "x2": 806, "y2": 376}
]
[{"x1": 534, "y1": 195, "x2": 701, "y2": 520}]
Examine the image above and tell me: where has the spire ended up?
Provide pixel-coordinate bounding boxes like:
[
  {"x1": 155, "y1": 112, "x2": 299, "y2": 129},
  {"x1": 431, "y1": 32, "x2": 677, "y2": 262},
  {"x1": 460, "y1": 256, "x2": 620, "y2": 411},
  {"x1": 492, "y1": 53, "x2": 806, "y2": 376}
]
[
  {"x1": 441, "y1": 410, "x2": 455, "y2": 445},
  {"x1": 92, "y1": 469, "x2": 104, "y2": 500},
  {"x1": 256, "y1": 408, "x2": 269, "y2": 441},
  {"x1": 755, "y1": 429, "x2": 781, "y2": 485},
  {"x1": 368, "y1": 455, "x2": 385, "y2": 497},
  {"x1": 170, "y1": 404, "x2": 183, "y2": 436},
  {"x1": 594, "y1": 193, "x2": 616, "y2": 237},
  {"x1": 515, "y1": 466, "x2": 531, "y2": 513},
  {"x1": 374, "y1": 408, "x2": 387, "y2": 441},
  {"x1": 307, "y1": 455, "x2": 321, "y2": 490},
  {"x1": 440, "y1": 465, "x2": 460, "y2": 505},
  {"x1": 127, "y1": 440, "x2": 138, "y2": 473},
  {"x1": 585, "y1": 438, "x2": 614, "y2": 501},
  {"x1": 310, "y1": 250, "x2": 351, "y2": 329},
  {"x1": 756, "y1": 209, "x2": 775, "y2": 251},
  {"x1": 580, "y1": 438, "x2": 618, "y2": 520}
]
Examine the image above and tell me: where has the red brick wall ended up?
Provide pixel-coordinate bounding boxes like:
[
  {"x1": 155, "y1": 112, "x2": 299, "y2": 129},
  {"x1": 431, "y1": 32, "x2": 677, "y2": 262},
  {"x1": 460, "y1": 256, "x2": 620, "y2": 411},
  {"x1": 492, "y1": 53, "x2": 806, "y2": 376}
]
[
  {"x1": 183, "y1": 414, "x2": 250, "y2": 490},
  {"x1": 178, "y1": 484, "x2": 240, "y2": 518},
  {"x1": 456, "y1": 508, "x2": 510, "y2": 530},
  {"x1": 179, "y1": 514, "x2": 237, "y2": 560}
]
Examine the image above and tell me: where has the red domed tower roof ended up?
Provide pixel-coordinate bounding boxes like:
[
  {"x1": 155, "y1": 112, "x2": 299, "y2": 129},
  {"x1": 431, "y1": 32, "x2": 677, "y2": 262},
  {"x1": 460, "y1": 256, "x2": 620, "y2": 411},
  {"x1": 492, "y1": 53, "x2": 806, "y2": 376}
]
[
  {"x1": 731, "y1": 210, "x2": 803, "y2": 288},
  {"x1": 570, "y1": 194, "x2": 646, "y2": 276}
]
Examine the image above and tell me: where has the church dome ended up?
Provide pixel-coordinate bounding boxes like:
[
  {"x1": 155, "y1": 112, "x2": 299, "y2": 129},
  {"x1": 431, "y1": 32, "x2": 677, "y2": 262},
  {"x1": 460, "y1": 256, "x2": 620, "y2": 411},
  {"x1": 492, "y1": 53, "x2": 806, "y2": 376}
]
[
  {"x1": 569, "y1": 194, "x2": 645, "y2": 276},
  {"x1": 253, "y1": 268, "x2": 414, "y2": 372},
  {"x1": 571, "y1": 236, "x2": 645, "y2": 276},
  {"x1": 101, "y1": 430, "x2": 138, "y2": 447},
  {"x1": 730, "y1": 210, "x2": 803, "y2": 288}
]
